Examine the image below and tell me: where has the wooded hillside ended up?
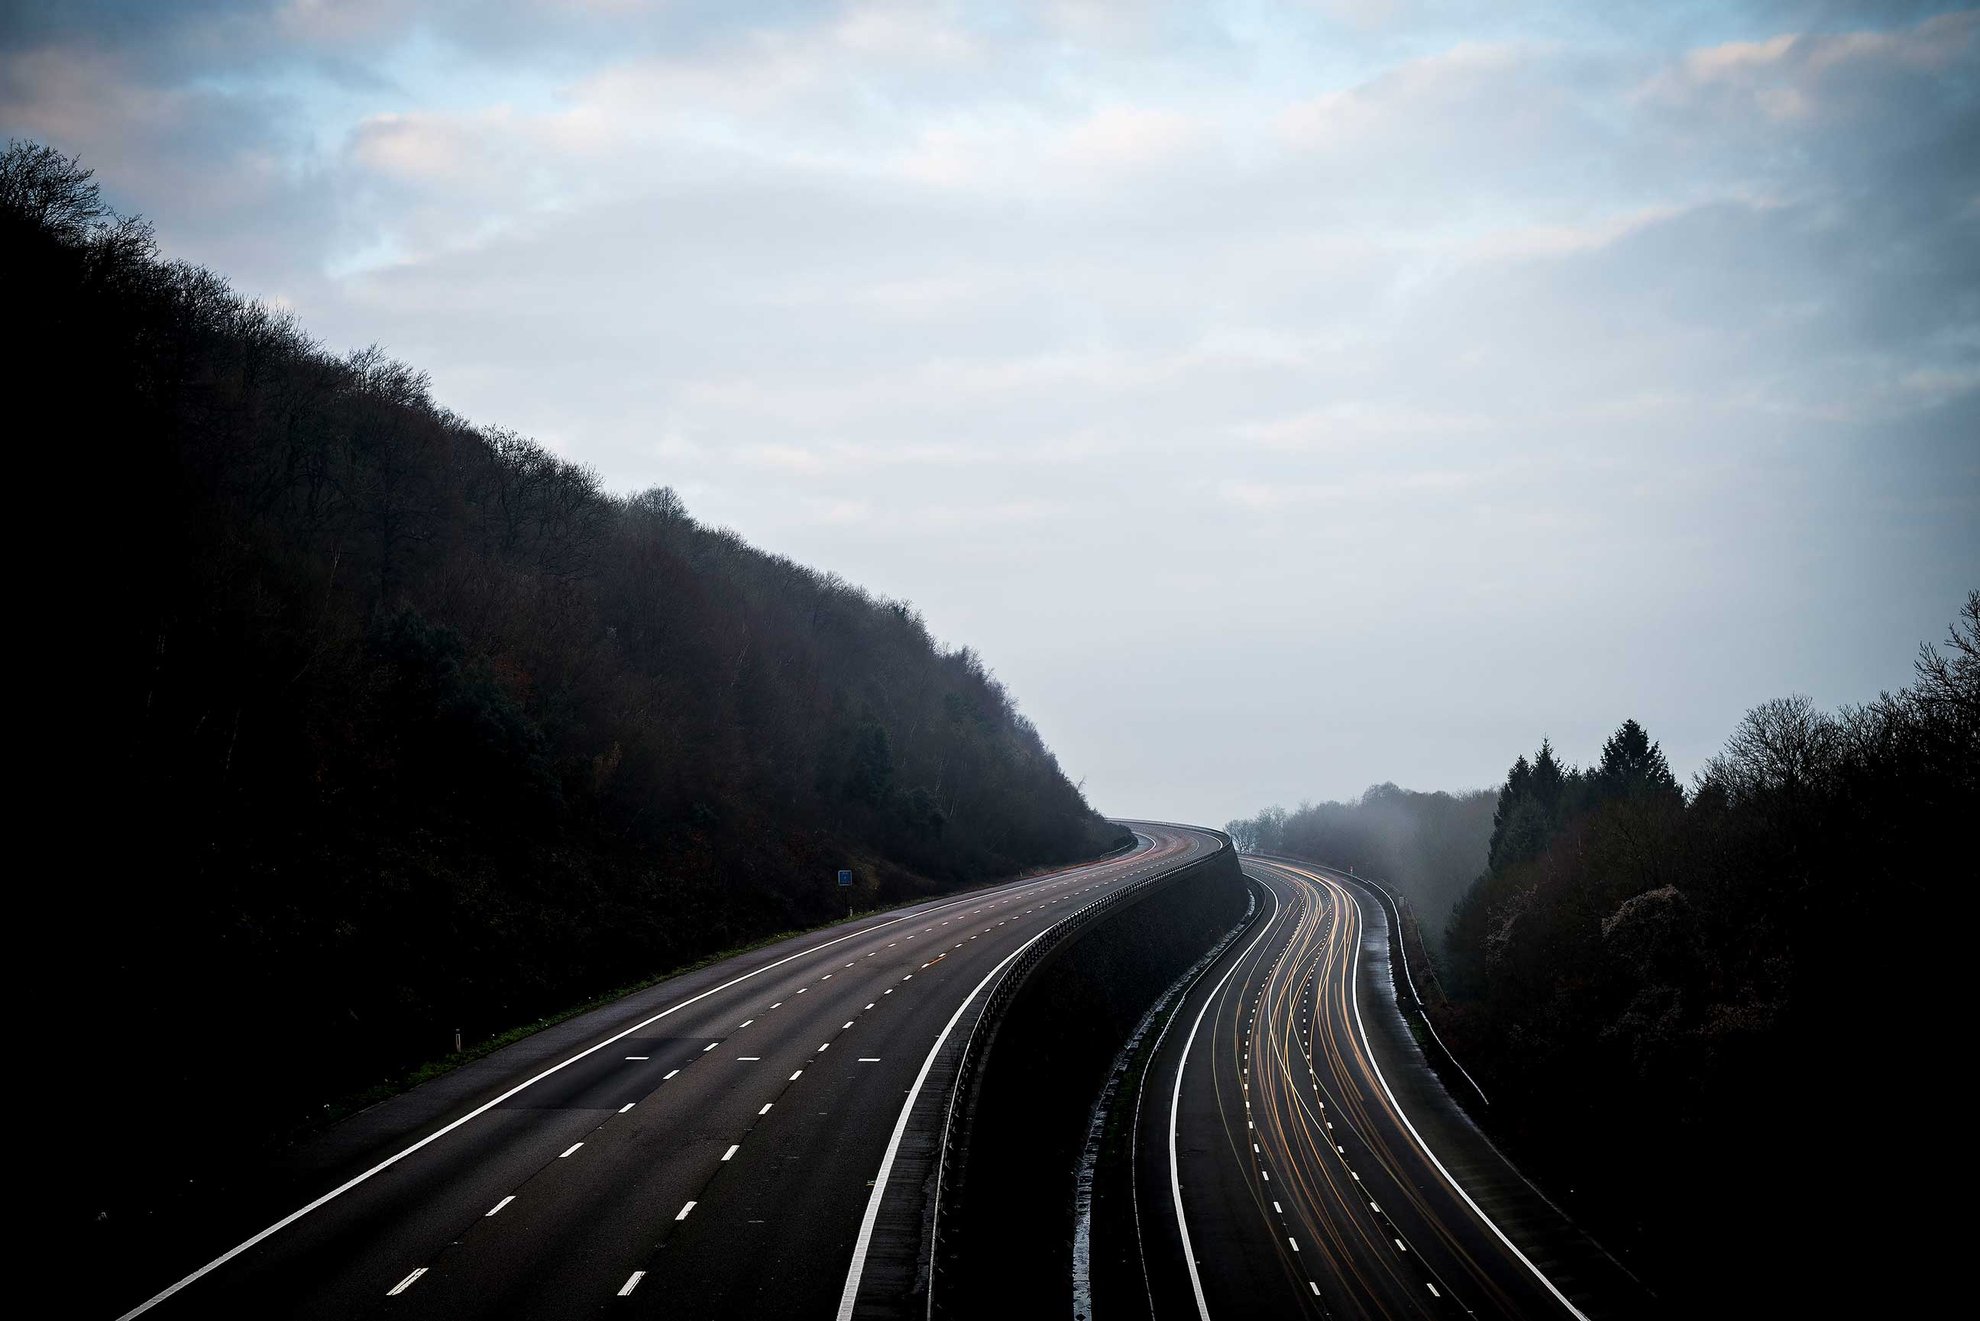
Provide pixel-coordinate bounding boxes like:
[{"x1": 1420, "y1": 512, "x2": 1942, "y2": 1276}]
[{"x1": 8, "y1": 142, "x2": 1123, "y2": 1218}]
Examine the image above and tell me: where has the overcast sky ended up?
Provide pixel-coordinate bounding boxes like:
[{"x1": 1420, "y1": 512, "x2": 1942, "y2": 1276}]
[{"x1": 5, "y1": 1, "x2": 1976, "y2": 823}]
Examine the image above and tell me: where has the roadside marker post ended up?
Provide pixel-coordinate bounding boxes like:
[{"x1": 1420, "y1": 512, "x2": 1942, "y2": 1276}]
[{"x1": 838, "y1": 868, "x2": 853, "y2": 918}]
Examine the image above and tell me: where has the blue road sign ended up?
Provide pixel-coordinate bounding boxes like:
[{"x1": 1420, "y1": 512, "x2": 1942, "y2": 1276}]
[{"x1": 837, "y1": 869, "x2": 853, "y2": 887}]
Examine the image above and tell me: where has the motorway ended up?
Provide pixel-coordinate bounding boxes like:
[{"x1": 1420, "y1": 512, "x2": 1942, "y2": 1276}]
[
  {"x1": 1141, "y1": 857, "x2": 1595, "y2": 1321},
  {"x1": 107, "y1": 824, "x2": 1221, "y2": 1321}
]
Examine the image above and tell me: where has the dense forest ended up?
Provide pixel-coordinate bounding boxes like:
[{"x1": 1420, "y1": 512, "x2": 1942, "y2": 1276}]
[
  {"x1": 1227, "y1": 603, "x2": 1974, "y2": 1311},
  {"x1": 8, "y1": 142, "x2": 1124, "y2": 1223},
  {"x1": 1438, "y1": 598, "x2": 1976, "y2": 1311},
  {"x1": 1225, "y1": 784, "x2": 1495, "y2": 958}
]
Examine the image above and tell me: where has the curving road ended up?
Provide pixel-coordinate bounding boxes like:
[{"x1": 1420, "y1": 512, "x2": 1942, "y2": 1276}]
[
  {"x1": 1141, "y1": 857, "x2": 1601, "y2": 1321},
  {"x1": 104, "y1": 824, "x2": 1222, "y2": 1321}
]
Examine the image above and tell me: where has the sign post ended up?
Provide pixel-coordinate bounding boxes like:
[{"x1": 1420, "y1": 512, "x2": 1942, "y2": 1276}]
[{"x1": 837, "y1": 868, "x2": 853, "y2": 918}]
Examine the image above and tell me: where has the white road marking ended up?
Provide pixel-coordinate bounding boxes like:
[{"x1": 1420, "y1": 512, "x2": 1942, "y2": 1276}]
[
  {"x1": 791, "y1": 1070, "x2": 804, "y2": 1080},
  {"x1": 387, "y1": 1267, "x2": 427, "y2": 1296},
  {"x1": 618, "y1": 1272, "x2": 645, "y2": 1297},
  {"x1": 664, "y1": 1069, "x2": 680, "y2": 1080},
  {"x1": 619, "y1": 1103, "x2": 635, "y2": 1113},
  {"x1": 676, "y1": 1201, "x2": 697, "y2": 1220},
  {"x1": 486, "y1": 1196, "x2": 514, "y2": 1217},
  {"x1": 624, "y1": 1055, "x2": 648, "y2": 1060},
  {"x1": 1170, "y1": 883, "x2": 1281, "y2": 1321},
  {"x1": 560, "y1": 1143, "x2": 583, "y2": 1158},
  {"x1": 843, "y1": 1021, "x2": 854, "y2": 1029},
  {"x1": 1300, "y1": 864, "x2": 1593, "y2": 1321},
  {"x1": 835, "y1": 929, "x2": 1063, "y2": 1320},
  {"x1": 760, "y1": 1103, "x2": 773, "y2": 1115},
  {"x1": 1426, "y1": 1282, "x2": 1441, "y2": 1297},
  {"x1": 738, "y1": 1056, "x2": 762, "y2": 1061},
  {"x1": 739, "y1": 1019, "x2": 754, "y2": 1028},
  {"x1": 723, "y1": 1145, "x2": 740, "y2": 1161},
  {"x1": 858, "y1": 1057, "x2": 880, "y2": 1062},
  {"x1": 115, "y1": 844, "x2": 1166, "y2": 1321}
]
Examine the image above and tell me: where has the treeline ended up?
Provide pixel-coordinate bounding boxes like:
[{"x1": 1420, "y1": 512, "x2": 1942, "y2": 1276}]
[
  {"x1": 1439, "y1": 596, "x2": 1976, "y2": 1313},
  {"x1": 9, "y1": 143, "x2": 1123, "y2": 1219},
  {"x1": 1225, "y1": 783, "x2": 1495, "y2": 958}
]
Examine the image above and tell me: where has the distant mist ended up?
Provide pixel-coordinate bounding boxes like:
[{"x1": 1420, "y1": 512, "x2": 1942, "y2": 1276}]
[{"x1": 1227, "y1": 784, "x2": 1496, "y2": 954}]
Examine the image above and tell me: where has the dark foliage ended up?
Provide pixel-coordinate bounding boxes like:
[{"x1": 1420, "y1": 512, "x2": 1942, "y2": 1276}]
[
  {"x1": 1440, "y1": 597, "x2": 1977, "y2": 1313},
  {"x1": 8, "y1": 143, "x2": 1123, "y2": 1221}
]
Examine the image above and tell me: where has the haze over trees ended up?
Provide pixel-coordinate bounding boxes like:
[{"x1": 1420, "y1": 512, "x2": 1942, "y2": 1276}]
[
  {"x1": 1225, "y1": 784, "x2": 1496, "y2": 958},
  {"x1": 1226, "y1": 606, "x2": 1973, "y2": 1312},
  {"x1": 9, "y1": 142, "x2": 1123, "y2": 1224},
  {"x1": 1438, "y1": 598, "x2": 1976, "y2": 1312}
]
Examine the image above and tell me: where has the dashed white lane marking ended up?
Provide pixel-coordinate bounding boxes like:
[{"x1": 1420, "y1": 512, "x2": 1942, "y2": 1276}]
[
  {"x1": 618, "y1": 1272, "x2": 645, "y2": 1297},
  {"x1": 759, "y1": 1103, "x2": 773, "y2": 1115},
  {"x1": 1395, "y1": 1239, "x2": 1408, "y2": 1252},
  {"x1": 676, "y1": 1201, "x2": 697, "y2": 1220},
  {"x1": 791, "y1": 1070, "x2": 804, "y2": 1080},
  {"x1": 865, "y1": 1003, "x2": 875, "y2": 1010},
  {"x1": 625, "y1": 1055, "x2": 649, "y2": 1060},
  {"x1": 1309, "y1": 1282, "x2": 1321, "y2": 1296},
  {"x1": 858, "y1": 1057, "x2": 881, "y2": 1062},
  {"x1": 702, "y1": 1043, "x2": 718, "y2": 1052},
  {"x1": 1426, "y1": 1282, "x2": 1442, "y2": 1298},
  {"x1": 843, "y1": 1021, "x2": 855, "y2": 1029},
  {"x1": 822, "y1": 974, "x2": 833, "y2": 980},
  {"x1": 486, "y1": 1196, "x2": 514, "y2": 1217},
  {"x1": 738, "y1": 1056, "x2": 762, "y2": 1061},
  {"x1": 619, "y1": 1103, "x2": 635, "y2": 1113},
  {"x1": 722, "y1": 1145, "x2": 740, "y2": 1162},
  {"x1": 739, "y1": 1019, "x2": 754, "y2": 1028},
  {"x1": 771, "y1": 1002, "x2": 782, "y2": 1009},
  {"x1": 387, "y1": 1267, "x2": 427, "y2": 1296},
  {"x1": 560, "y1": 1143, "x2": 583, "y2": 1158},
  {"x1": 1288, "y1": 1238, "x2": 1300, "y2": 1252},
  {"x1": 664, "y1": 1069, "x2": 680, "y2": 1080},
  {"x1": 819, "y1": 1042, "x2": 830, "y2": 1052},
  {"x1": 111, "y1": 848, "x2": 1176, "y2": 1321}
]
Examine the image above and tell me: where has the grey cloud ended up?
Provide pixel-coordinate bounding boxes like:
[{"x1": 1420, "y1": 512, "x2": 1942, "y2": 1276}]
[{"x1": 2, "y1": 1, "x2": 1974, "y2": 821}]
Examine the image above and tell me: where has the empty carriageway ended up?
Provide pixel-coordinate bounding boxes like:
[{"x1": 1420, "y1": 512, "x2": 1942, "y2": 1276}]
[{"x1": 110, "y1": 825, "x2": 1222, "y2": 1321}]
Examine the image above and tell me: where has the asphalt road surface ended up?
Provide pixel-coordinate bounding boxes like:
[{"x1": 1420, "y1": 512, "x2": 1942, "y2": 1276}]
[
  {"x1": 108, "y1": 824, "x2": 1222, "y2": 1321},
  {"x1": 1141, "y1": 857, "x2": 1617, "y2": 1321}
]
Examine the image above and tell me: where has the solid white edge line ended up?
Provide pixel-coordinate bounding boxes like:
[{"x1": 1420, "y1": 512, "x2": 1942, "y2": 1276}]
[
  {"x1": 113, "y1": 843, "x2": 1155, "y2": 1321},
  {"x1": 834, "y1": 934, "x2": 1048, "y2": 1320},
  {"x1": 1302, "y1": 862, "x2": 1593, "y2": 1321},
  {"x1": 1170, "y1": 883, "x2": 1281, "y2": 1321}
]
